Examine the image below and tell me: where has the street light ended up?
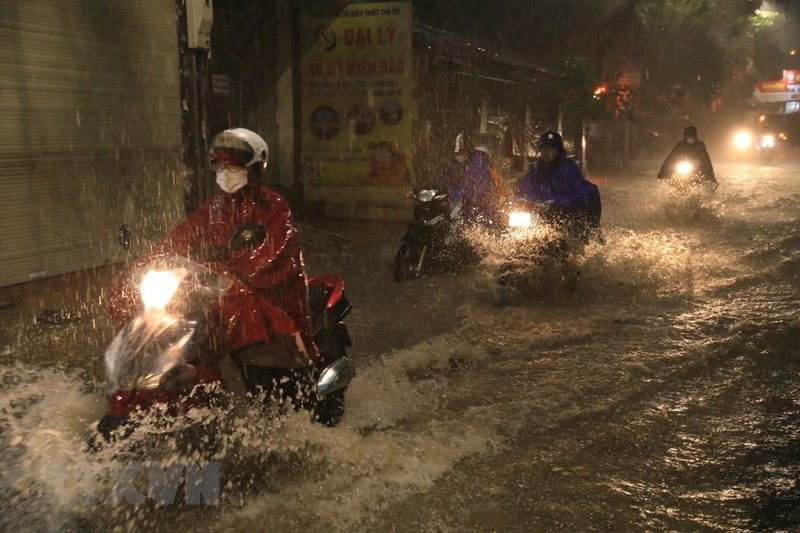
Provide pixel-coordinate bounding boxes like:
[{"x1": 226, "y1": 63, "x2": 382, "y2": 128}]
[{"x1": 593, "y1": 85, "x2": 608, "y2": 99}]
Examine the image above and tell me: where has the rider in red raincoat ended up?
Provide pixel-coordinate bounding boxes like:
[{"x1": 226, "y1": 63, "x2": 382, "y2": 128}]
[{"x1": 109, "y1": 128, "x2": 316, "y2": 395}]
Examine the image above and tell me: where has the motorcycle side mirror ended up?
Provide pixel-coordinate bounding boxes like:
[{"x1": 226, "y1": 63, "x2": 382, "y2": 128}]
[
  {"x1": 229, "y1": 223, "x2": 267, "y2": 251},
  {"x1": 317, "y1": 357, "x2": 355, "y2": 397}
]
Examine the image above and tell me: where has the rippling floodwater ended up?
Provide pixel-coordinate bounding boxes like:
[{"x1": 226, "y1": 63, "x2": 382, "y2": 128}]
[{"x1": 1, "y1": 162, "x2": 798, "y2": 531}]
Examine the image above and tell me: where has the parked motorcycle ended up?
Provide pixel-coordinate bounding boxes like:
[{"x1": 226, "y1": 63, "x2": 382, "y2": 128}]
[
  {"x1": 392, "y1": 188, "x2": 477, "y2": 281},
  {"x1": 93, "y1": 254, "x2": 355, "y2": 444}
]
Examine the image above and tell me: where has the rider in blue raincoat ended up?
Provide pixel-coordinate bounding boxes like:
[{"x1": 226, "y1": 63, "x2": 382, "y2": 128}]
[
  {"x1": 437, "y1": 134, "x2": 501, "y2": 226},
  {"x1": 517, "y1": 130, "x2": 602, "y2": 242}
]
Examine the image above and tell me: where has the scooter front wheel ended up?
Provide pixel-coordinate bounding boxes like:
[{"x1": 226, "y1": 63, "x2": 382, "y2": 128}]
[
  {"x1": 392, "y1": 242, "x2": 424, "y2": 281},
  {"x1": 314, "y1": 388, "x2": 346, "y2": 427}
]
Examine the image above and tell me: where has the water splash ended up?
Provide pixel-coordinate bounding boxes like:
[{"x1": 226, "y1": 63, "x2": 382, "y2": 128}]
[{"x1": 0, "y1": 331, "x2": 501, "y2": 531}]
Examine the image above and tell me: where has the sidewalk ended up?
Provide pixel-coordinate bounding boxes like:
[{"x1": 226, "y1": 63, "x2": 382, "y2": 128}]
[
  {"x1": 0, "y1": 265, "x2": 117, "y2": 321},
  {"x1": 0, "y1": 216, "x2": 405, "y2": 378},
  {"x1": 0, "y1": 215, "x2": 406, "y2": 340}
]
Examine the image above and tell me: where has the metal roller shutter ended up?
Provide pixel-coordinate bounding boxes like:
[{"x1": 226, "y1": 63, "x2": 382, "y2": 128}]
[{"x1": 0, "y1": 0, "x2": 184, "y2": 287}]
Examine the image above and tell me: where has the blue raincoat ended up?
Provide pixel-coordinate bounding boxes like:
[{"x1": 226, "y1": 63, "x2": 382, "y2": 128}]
[
  {"x1": 436, "y1": 151, "x2": 500, "y2": 225},
  {"x1": 518, "y1": 154, "x2": 601, "y2": 238}
]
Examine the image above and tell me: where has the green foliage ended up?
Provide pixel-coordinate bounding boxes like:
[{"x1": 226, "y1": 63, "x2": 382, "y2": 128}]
[
  {"x1": 602, "y1": 0, "x2": 800, "y2": 126},
  {"x1": 748, "y1": 9, "x2": 784, "y2": 80},
  {"x1": 558, "y1": 57, "x2": 609, "y2": 120},
  {"x1": 633, "y1": 0, "x2": 761, "y2": 104},
  {"x1": 414, "y1": 0, "x2": 791, "y2": 120}
]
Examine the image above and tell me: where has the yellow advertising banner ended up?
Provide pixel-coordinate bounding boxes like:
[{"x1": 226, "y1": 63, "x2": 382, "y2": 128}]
[
  {"x1": 300, "y1": 1, "x2": 412, "y2": 186},
  {"x1": 757, "y1": 80, "x2": 787, "y2": 93}
]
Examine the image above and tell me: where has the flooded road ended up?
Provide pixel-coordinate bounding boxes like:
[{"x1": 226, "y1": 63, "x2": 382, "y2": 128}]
[{"x1": 1, "y1": 161, "x2": 799, "y2": 531}]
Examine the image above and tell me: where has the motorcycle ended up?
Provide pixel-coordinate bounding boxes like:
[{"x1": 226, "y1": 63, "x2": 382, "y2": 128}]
[
  {"x1": 660, "y1": 159, "x2": 718, "y2": 197},
  {"x1": 492, "y1": 199, "x2": 576, "y2": 290},
  {"x1": 93, "y1": 254, "x2": 355, "y2": 444},
  {"x1": 392, "y1": 188, "x2": 477, "y2": 281}
]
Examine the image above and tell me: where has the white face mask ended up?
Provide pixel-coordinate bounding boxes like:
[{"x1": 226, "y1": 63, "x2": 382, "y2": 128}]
[{"x1": 215, "y1": 168, "x2": 248, "y2": 194}]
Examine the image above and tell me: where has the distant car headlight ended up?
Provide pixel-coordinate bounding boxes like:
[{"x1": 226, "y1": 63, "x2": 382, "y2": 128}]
[{"x1": 733, "y1": 131, "x2": 752, "y2": 150}]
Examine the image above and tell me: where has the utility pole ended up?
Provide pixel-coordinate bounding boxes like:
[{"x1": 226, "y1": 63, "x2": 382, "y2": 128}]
[
  {"x1": 524, "y1": 103, "x2": 532, "y2": 169},
  {"x1": 581, "y1": 119, "x2": 588, "y2": 176},
  {"x1": 178, "y1": 0, "x2": 213, "y2": 213},
  {"x1": 276, "y1": 0, "x2": 295, "y2": 191}
]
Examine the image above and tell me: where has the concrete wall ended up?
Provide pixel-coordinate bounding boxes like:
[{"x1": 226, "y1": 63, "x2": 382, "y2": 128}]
[{"x1": 304, "y1": 185, "x2": 412, "y2": 221}]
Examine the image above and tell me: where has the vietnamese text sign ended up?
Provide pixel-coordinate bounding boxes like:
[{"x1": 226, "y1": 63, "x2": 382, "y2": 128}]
[{"x1": 300, "y1": 1, "x2": 412, "y2": 186}]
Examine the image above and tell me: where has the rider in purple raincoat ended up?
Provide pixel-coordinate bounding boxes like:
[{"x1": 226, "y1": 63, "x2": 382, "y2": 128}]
[
  {"x1": 517, "y1": 130, "x2": 602, "y2": 242},
  {"x1": 437, "y1": 134, "x2": 501, "y2": 226}
]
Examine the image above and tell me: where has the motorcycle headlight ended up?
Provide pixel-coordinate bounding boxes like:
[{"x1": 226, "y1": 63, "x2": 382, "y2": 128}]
[
  {"x1": 508, "y1": 211, "x2": 532, "y2": 228},
  {"x1": 140, "y1": 270, "x2": 182, "y2": 311},
  {"x1": 760, "y1": 134, "x2": 776, "y2": 148},
  {"x1": 676, "y1": 161, "x2": 693, "y2": 175}
]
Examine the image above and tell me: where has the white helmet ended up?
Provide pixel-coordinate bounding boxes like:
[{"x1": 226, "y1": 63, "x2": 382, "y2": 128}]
[
  {"x1": 474, "y1": 144, "x2": 491, "y2": 157},
  {"x1": 208, "y1": 127, "x2": 269, "y2": 170},
  {"x1": 453, "y1": 133, "x2": 473, "y2": 154}
]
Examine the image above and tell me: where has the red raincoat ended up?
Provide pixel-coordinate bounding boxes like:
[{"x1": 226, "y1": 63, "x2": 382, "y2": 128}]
[{"x1": 108, "y1": 184, "x2": 316, "y2": 367}]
